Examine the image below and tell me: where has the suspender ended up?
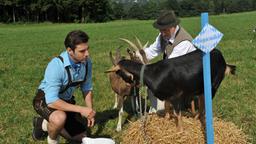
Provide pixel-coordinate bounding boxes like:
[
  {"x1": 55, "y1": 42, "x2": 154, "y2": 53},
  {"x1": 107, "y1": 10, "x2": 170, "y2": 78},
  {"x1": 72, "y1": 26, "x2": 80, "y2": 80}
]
[{"x1": 57, "y1": 56, "x2": 88, "y2": 94}]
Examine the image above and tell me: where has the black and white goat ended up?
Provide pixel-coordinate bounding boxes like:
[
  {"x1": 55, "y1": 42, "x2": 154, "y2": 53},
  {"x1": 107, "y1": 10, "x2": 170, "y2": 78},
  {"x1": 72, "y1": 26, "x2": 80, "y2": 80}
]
[
  {"x1": 107, "y1": 48, "x2": 236, "y2": 131},
  {"x1": 122, "y1": 38, "x2": 198, "y2": 115}
]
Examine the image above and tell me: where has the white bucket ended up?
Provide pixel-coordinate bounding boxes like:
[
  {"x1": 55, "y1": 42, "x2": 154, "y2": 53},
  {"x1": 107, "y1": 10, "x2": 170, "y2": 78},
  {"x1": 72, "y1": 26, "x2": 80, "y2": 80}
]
[{"x1": 82, "y1": 137, "x2": 115, "y2": 144}]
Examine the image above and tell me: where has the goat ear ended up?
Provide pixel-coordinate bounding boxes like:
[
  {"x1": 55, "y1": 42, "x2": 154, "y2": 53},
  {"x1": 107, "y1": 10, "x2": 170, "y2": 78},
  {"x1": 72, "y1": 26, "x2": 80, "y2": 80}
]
[
  {"x1": 127, "y1": 48, "x2": 131, "y2": 53},
  {"x1": 104, "y1": 65, "x2": 120, "y2": 73},
  {"x1": 127, "y1": 48, "x2": 133, "y2": 57},
  {"x1": 139, "y1": 49, "x2": 149, "y2": 64}
]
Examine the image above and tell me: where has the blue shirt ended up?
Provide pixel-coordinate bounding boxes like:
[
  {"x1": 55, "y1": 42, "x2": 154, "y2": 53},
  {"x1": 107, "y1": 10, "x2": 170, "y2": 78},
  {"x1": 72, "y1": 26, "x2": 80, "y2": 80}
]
[{"x1": 39, "y1": 51, "x2": 93, "y2": 104}]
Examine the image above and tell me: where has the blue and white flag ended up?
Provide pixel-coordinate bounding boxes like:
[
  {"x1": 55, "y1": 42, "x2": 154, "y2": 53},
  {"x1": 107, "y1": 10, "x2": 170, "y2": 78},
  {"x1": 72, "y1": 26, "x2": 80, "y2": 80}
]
[{"x1": 192, "y1": 24, "x2": 223, "y2": 53}]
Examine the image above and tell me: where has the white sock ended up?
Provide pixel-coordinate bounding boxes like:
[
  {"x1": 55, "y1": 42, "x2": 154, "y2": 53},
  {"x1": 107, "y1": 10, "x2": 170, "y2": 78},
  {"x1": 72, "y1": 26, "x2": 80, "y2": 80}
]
[
  {"x1": 42, "y1": 119, "x2": 48, "y2": 132},
  {"x1": 47, "y1": 135, "x2": 59, "y2": 144}
]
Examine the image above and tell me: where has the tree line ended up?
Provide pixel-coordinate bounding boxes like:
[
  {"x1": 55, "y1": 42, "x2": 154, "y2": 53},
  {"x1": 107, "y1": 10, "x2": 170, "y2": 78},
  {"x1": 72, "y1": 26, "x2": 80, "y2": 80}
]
[{"x1": 0, "y1": 0, "x2": 255, "y2": 23}]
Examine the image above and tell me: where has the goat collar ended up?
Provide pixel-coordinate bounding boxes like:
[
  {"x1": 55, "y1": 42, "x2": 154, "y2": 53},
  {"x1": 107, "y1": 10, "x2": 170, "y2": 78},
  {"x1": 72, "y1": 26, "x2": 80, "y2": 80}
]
[{"x1": 139, "y1": 64, "x2": 146, "y2": 86}]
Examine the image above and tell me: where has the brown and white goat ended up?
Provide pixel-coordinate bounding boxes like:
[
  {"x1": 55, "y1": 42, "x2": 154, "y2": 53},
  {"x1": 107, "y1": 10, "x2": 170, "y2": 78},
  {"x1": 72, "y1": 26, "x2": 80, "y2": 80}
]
[
  {"x1": 107, "y1": 38, "x2": 149, "y2": 132},
  {"x1": 107, "y1": 48, "x2": 140, "y2": 132}
]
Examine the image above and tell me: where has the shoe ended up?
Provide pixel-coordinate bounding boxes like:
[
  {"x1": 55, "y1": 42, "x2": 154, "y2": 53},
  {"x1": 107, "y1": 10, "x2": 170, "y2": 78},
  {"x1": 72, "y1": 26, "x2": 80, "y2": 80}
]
[{"x1": 32, "y1": 116, "x2": 48, "y2": 141}]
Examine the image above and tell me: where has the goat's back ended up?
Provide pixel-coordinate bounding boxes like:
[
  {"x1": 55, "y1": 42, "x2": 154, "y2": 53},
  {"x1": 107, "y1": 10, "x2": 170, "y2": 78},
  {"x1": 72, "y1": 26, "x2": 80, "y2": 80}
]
[{"x1": 144, "y1": 49, "x2": 227, "y2": 100}]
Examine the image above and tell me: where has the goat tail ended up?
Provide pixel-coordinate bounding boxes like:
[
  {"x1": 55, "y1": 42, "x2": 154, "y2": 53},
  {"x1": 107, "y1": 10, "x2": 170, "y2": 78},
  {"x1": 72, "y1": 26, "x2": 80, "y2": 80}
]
[{"x1": 225, "y1": 64, "x2": 236, "y2": 75}]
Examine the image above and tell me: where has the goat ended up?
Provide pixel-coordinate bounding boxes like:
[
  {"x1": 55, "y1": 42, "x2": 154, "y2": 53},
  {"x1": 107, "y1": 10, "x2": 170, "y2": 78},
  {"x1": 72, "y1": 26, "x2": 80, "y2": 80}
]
[
  {"x1": 107, "y1": 39, "x2": 149, "y2": 131},
  {"x1": 122, "y1": 38, "x2": 198, "y2": 116},
  {"x1": 107, "y1": 48, "x2": 140, "y2": 132},
  {"x1": 106, "y1": 48, "x2": 236, "y2": 132}
]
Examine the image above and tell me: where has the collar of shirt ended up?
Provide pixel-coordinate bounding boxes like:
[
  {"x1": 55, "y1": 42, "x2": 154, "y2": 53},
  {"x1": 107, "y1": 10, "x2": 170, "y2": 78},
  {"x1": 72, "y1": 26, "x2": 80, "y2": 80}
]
[
  {"x1": 168, "y1": 25, "x2": 180, "y2": 44},
  {"x1": 68, "y1": 54, "x2": 81, "y2": 70},
  {"x1": 60, "y1": 51, "x2": 81, "y2": 70}
]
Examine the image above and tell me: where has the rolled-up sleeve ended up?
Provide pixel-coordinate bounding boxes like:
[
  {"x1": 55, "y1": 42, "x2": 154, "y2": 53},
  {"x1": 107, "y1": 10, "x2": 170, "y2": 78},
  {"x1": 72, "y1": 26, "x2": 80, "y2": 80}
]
[
  {"x1": 44, "y1": 59, "x2": 63, "y2": 104},
  {"x1": 144, "y1": 34, "x2": 162, "y2": 60}
]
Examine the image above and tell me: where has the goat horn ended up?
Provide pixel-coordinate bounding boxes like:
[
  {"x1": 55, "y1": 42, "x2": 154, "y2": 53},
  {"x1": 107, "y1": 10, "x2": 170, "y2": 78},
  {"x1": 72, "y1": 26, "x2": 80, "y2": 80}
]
[
  {"x1": 104, "y1": 65, "x2": 120, "y2": 73},
  {"x1": 119, "y1": 38, "x2": 139, "y2": 50},
  {"x1": 143, "y1": 41, "x2": 149, "y2": 49},
  {"x1": 135, "y1": 36, "x2": 143, "y2": 49},
  {"x1": 116, "y1": 47, "x2": 122, "y2": 63}
]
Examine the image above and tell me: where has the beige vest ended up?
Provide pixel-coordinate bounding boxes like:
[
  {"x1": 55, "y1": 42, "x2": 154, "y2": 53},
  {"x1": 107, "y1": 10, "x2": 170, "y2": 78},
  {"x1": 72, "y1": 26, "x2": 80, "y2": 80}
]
[{"x1": 160, "y1": 26, "x2": 193, "y2": 59}]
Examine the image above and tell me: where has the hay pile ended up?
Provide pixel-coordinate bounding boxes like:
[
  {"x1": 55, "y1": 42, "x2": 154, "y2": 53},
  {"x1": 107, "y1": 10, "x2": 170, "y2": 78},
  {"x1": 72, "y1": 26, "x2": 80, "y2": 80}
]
[{"x1": 121, "y1": 114, "x2": 250, "y2": 144}]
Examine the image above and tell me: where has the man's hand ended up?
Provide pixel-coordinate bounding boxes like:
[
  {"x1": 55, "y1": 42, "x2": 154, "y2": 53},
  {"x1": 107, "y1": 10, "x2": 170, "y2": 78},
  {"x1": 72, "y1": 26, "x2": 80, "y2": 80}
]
[
  {"x1": 80, "y1": 107, "x2": 96, "y2": 119},
  {"x1": 87, "y1": 117, "x2": 95, "y2": 127}
]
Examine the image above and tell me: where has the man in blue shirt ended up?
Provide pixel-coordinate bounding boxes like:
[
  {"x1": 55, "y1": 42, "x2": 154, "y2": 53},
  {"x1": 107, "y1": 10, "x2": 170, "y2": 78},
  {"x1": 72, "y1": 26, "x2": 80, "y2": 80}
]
[{"x1": 33, "y1": 30, "x2": 96, "y2": 144}]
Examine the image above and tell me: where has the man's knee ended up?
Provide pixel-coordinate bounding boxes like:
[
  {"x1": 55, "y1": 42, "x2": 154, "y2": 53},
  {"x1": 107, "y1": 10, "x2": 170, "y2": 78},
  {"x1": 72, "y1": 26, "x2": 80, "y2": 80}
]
[{"x1": 49, "y1": 110, "x2": 67, "y2": 127}]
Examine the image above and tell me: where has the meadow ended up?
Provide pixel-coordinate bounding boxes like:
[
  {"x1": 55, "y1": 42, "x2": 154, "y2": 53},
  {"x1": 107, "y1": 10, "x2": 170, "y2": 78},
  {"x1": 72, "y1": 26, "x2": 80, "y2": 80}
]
[{"x1": 0, "y1": 11, "x2": 255, "y2": 143}]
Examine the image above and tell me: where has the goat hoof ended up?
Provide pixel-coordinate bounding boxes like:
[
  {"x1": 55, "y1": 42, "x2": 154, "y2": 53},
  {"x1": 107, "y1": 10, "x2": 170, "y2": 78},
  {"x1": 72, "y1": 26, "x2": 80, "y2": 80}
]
[
  {"x1": 116, "y1": 127, "x2": 122, "y2": 132},
  {"x1": 112, "y1": 104, "x2": 118, "y2": 109},
  {"x1": 194, "y1": 114, "x2": 200, "y2": 120},
  {"x1": 177, "y1": 129, "x2": 183, "y2": 133},
  {"x1": 156, "y1": 110, "x2": 166, "y2": 117},
  {"x1": 164, "y1": 113, "x2": 172, "y2": 119},
  {"x1": 177, "y1": 126, "x2": 183, "y2": 133}
]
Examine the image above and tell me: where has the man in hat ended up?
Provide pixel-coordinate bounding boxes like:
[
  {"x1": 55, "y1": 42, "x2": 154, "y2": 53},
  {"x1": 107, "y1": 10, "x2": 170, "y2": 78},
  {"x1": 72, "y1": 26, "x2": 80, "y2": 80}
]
[{"x1": 142, "y1": 11, "x2": 197, "y2": 112}]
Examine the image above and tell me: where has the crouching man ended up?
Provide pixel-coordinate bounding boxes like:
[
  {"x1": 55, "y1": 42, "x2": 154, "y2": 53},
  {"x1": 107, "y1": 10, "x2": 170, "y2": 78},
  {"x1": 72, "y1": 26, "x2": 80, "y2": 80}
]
[{"x1": 32, "y1": 30, "x2": 96, "y2": 144}]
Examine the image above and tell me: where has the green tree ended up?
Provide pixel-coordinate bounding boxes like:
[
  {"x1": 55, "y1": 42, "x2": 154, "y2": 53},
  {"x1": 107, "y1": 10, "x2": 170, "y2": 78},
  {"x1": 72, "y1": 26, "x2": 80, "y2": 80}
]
[
  {"x1": 3, "y1": 0, "x2": 19, "y2": 23},
  {"x1": 237, "y1": 0, "x2": 252, "y2": 11},
  {"x1": 142, "y1": 0, "x2": 161, "y2": 19},
  {"x1": 62, "y1": 0, "x2": 79, "y2": 22},
  {"x1": 30, "y1": 0, "x2": 43, "y2": 22},
  {"x1": 128, "y1": 3, "x2": 143, "y2": 19},
  {"x1": 85, "y1": 0, "x2": 112, "y2": 22},
  {"x1": 179, "y1": 0, "x2": 196, "y2": 16},
  {"x1": 37, "y1": 0, "x2": 63, "y2": 22},
  {"x1": 165, "y1": 0, "x2": 181, "y2": 12},
  {"x1": 111, "y1": 1, "x2": 126, "y2": 20},
  {"x1": 78, "y1": 0, "x2": 89, "y2": 23},
  {"x1": 253, "y1": 0, "x2": 256, "y2": 9}
]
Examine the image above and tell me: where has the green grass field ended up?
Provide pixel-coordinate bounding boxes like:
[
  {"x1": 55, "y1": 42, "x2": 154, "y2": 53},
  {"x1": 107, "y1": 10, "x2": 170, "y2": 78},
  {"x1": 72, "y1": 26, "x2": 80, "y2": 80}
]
[{"x1": 0, "y1": 11, "x2": 255, "y2": 143}]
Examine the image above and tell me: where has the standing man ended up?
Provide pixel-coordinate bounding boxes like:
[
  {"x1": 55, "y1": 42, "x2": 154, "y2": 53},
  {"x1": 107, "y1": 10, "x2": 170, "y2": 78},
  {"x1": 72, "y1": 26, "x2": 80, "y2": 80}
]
[
  {"x1": 143, "y1": 11, "x2": 197, "y2": 112},
  {"x1": 32, "y1": 30, "x2": 96, "y2": 144}
]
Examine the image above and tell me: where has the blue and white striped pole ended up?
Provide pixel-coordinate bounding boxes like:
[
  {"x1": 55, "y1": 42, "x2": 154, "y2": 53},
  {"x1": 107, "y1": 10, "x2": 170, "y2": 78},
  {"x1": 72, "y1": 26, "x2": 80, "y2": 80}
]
[{"x1": 201, "y1": 12, "x2": 214, "y2": 144}]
